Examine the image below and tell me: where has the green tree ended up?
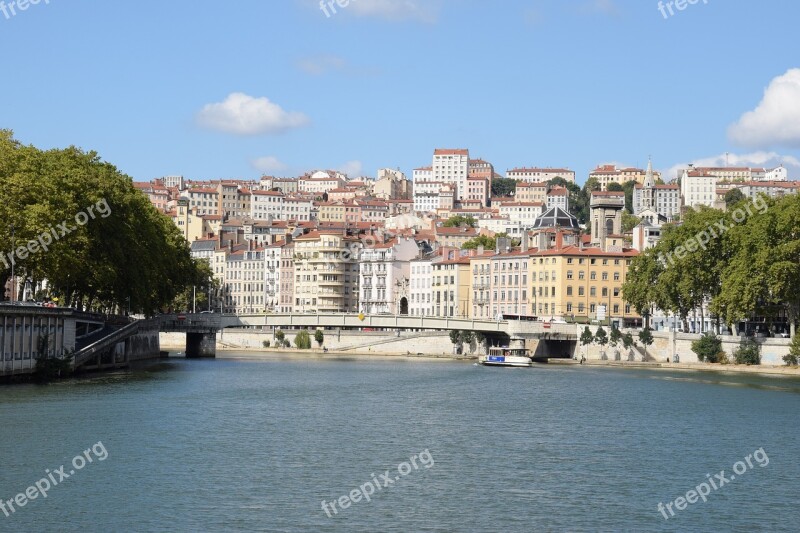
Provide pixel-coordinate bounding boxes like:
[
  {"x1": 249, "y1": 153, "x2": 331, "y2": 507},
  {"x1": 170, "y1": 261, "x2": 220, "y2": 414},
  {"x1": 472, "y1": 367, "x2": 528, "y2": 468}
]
[
  {"x1": 462, "y1": 234, "x2": 496, "y2": 250},
  {"x1": 622, "y1": 213, "x2": 641, "y2": 233},
  {"x1": 622, "y1": 332, "x2": 634, "y2": 350},
  {"x1": 733, "y1": 338, "x2": 760, "y2": 365},
  {"x1": 314, "y1": 329, "x2": 324, "y2": 347},
  {"x1": 595, "y1": 326, "x2": 608, "y2": 347},
  {"x1": 294, "y1": 330, "x2": 312, "y2": 349},
  {"x1": 0, "y1": 130, "x2": 203, "y2": 314},
  {"x1": 607, "y1": 182, "x2": 624, "y2": 192},
  {"x1": 622, "y1": 248, "x2": 664, "y2": 328},
  {"x1": 275, "y1": 329, "x2": 285, "y2": 345},
  {"x1": 622, "y1": 180, "x2": 638, "y2": 213},
  {"x1": 724, "y1": 188, "x2": 746, "y2": 208},
  {"x1": 580, "y1": 326, "x2": 594, "y2": 358},
  {"x1": 638, "y1": 327, "x2": 653, "y2": 360},
  {"x1": 491, "y1": 178, "x2": 518, "y2": 198},
  {"x1": 784, "y1": 334, "x2": 800, "y2": 366},
  {"x1": 443, "y1": 215, "x2": 477, "y2": 228},
  {"x1": 691, "y1": 332, "x2": 723, "y2": 363}
]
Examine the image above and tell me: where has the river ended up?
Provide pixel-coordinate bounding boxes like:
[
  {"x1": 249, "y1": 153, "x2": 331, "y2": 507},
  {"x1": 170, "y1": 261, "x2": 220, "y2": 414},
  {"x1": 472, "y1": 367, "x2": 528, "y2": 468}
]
[{"x1": 1, "y1": 353, "x2": 799, "y2": 532}]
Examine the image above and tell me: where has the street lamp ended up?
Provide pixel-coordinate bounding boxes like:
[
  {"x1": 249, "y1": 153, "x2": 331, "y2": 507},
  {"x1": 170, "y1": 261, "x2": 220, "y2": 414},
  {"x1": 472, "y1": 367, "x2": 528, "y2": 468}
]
[{"x1": 9, "y1": 224, "x2": 14, "y2": 302}]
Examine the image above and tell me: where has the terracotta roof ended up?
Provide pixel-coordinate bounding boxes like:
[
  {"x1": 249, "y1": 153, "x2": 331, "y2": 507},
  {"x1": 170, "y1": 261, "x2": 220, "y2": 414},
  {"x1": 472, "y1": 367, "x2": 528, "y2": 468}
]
[{"x1": 434, "y1": 149, "x2": 469, "y2": 156}]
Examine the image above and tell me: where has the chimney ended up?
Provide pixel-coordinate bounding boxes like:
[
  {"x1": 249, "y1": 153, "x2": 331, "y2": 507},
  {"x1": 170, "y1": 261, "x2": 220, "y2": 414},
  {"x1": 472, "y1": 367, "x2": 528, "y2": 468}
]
[
  {"x1": 218, "y1": 230, "x2": 224, "y2": 247},
  {"x1": 477, "y1": 244, "x2": 484, "y2": 255},
  {"x1": 521, "y1": 231, "x2": 529, "y2": 253}
]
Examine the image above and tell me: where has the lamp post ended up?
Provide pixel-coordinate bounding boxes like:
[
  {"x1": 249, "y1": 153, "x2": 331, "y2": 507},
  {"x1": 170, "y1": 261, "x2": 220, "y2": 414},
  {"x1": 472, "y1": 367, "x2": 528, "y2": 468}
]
[{"x1": 10, "y1": 224, "x2": 15, "y2": 303}]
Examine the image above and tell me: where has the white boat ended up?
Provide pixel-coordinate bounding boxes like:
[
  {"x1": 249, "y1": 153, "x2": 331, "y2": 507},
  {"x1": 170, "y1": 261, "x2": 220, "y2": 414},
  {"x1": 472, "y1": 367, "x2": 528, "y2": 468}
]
[{"x1": 478, "y1": 346, "x2": 532, "y2": 367}]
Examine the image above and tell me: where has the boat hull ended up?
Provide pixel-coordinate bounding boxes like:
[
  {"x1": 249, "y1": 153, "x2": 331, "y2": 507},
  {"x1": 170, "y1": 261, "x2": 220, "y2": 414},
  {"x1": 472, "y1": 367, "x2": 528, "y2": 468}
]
[{"x1": 478, "y1": 355, "x2": 532, "y2": 367}]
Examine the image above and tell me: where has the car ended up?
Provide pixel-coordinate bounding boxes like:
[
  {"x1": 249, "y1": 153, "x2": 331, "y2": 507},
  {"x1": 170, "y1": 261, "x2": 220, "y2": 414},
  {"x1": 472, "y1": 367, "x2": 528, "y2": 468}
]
[{"x1": 200, "y1": 310, "x2": 215, "y2": 314}]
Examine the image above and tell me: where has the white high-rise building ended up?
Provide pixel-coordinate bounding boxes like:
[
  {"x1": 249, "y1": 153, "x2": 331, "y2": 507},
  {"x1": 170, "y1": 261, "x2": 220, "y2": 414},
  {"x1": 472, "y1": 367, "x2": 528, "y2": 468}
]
[
  {"x1": 432, "y1": 148, "x2": 469, "y2": 200},
  {"x1": 680, "y1": 168, "x2": 717, "y2": 208}
]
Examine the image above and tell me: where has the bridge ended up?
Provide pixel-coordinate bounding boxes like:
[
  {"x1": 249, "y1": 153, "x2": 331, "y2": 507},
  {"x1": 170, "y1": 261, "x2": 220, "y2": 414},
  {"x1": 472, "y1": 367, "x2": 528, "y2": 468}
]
[{"x1": 1, "y1": 308, "x2": 582, "y2": 378}]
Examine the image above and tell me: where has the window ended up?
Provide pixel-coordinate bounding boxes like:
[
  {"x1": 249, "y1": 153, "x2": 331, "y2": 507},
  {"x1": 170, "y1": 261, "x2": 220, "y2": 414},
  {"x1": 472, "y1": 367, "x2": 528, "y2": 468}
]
[
  {"x1": 590, "y1": 287, "x2": 596, "y2": 297},
  {"x1": 578, "y1": 287, "x2": 585, "y2": 296},
  {"x1": 590, "y1": 272, "x2": 596, "y2": 280},
  {"x1": 567, "y1": 286, "x2": 573, "y2": 296}
]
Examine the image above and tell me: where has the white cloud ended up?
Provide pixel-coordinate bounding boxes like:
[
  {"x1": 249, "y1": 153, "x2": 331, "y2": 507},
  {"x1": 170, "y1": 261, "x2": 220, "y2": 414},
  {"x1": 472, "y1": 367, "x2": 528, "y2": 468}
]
[
  {"x1": 295, "y1": 54, "x2": 379, "y2": 77},
  {"x1": 728, "y1": 68, "x2": 800, "y2": 148},
  {"x1": 662, "y1": 152, "x2": 800, "y2": 182},
  {"x1": 296, "y1": 54, "x2": 347, "y2": 76},
  {"x1": 338, "y1": 160, "x2": 363, "y2": 177},
  {"x1": 196, "y1": 93, "x2": 310, "y2": 136},
  {"x1": 251, "y1": 156, "x2": 289, "y2": 174},
  {"x1": 578, "y1": 0, "x2": 619, "y2": 15},
  {"x1": 316, "y1": 0, "x2": 438, "y2": 22}
]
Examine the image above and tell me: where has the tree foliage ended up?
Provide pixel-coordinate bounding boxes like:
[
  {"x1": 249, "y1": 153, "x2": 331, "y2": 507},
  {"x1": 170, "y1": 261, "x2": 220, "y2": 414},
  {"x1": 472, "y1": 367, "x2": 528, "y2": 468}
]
[
  {"x1": 0, "y1": 130, "x2": 203, "y2": 314},
  {"x1": 785, "y1": 334, "x2": 800, "y2": 366},
  {"x1": 594, "y1": 326, "x2": 608, "y2": 347},
  {"x1": 691, "y1": 332, "x2": 723, "y2": 363},
  {"x1": 724, "y1": 188, "x2": 746, "y2": 207},
  {"x1": 733, "y1": 338, "x2": 760, "y2": 365},
  {"x1": 443, "y1": 215, "x2": 477, "y2": 228},
  {"x1": 314, "y1": 329, "x2": 324, "y2": 346},
  {"x1": 294, "y1": 330, "x2": 312, "y2": 349},
  {"x1": 491, "y1": 178, "x2": 517, "y2": 198},
  {"x1": 580, "y1": 326, "x2": 594, "y2": 346}
]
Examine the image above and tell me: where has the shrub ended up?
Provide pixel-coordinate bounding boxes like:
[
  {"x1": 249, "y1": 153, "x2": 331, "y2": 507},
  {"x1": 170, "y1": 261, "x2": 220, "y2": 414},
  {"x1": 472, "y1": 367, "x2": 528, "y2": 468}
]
[
  {"x1": 275, "y1": 329, "x2": 285, "y2": 344},
  {"x1": 692, "y1": 332, "x2": 724, "y2": 363},
  {"x1": 595, "y1": 326, "x2": 608, "y2": 347},
  {"x1": 294, "y1": 330, "x2": 312, "y2": 349},
  {"x1": 449, "y1": 330, "x2": 460, "y2": 345},
  {"x1": 262, "y1": 340, "x2": 271, "y2": 348},
  {"x1": 580, "y1": 326, "x2": 594, "y2": 347},
  {"x1": 733, "y1": 338, "x2": 761, "y2": 365},
  {"x1": 314, "y1": 329, "x2": 324, "y2": 347},
  {"x1": 785, "y1": 334, "x2": 800, "y2": 366},
  {"x1": 283, "y1": 339, "x2": 291, "y2": 348}
]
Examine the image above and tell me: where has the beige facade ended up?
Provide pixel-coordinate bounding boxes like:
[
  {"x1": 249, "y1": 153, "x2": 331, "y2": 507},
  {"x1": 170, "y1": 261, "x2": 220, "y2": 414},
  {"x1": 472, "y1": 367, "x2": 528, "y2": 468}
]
[{"x1": 293, "y1": 230, "x2": 361, "y2": 312}]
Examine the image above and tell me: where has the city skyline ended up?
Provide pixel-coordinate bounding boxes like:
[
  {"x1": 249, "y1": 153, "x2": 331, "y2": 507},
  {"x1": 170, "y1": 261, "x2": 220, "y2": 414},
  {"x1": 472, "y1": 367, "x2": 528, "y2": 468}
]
[{"x1": 2, "y1": 0, "x2": 799, "y2": 184}]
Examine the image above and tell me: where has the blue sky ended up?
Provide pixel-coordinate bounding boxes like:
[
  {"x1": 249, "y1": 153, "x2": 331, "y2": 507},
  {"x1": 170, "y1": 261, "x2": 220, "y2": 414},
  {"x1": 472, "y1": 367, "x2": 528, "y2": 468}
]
[{"x1": 2, "y1": 0, "x2": 799, "y2": 184}]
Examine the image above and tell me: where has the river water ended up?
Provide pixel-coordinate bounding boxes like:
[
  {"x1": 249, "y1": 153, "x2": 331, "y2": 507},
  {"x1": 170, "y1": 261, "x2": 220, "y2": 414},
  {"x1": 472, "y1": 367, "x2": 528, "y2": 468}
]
[{"x1": 1, "y1": 353, "x2": 799, "y2": 532}]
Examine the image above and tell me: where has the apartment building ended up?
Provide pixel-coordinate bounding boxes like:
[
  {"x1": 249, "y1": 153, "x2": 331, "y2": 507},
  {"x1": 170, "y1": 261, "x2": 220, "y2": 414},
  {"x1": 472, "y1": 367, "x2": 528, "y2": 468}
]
[
  {"x1": 432, "y1": 148, "x2": 470, "y2": 200},
  {"x1": 293, "y1": 230, "x2": 361, "y2": 312},
  {"x1": 546, "y1": 186, "x2": 569, "y2": 211},
  {"x1": 409, "y1": 255, "x2": 436, "y2": 317},
  {"x1": 515, "y1": 182, "x2": 548, "y2": 203},
  {"x1": 358, "y1": 237, "x2": 419, "y2": 314},
  {"x1": 465, "y1": 177, "x2": 491, "y2": 207},
  {"x1": 589, "y1": 164, "x2": 661, "y2": 190},
  {"x1": 250, "y1": 190, "x2": 284, "y2": 220},
  {"x1": 184, "y1": 187, "x2": 219, "y2": 216},
  {"x1": 284, "y1": 196, "x2": 314, "y2": 221},
  {"x1": 170, "y1": 199, "x2": 209, "y2": 242},
  {"x1": 431, "y1": 252, "x2": 472, "y2": 318},
  {"x1": 220, "y1": 242, "x2": 266, "y2": 314},
  {"x1": 507, "y1": 167, "x2": 576, "y2": 183},
  {"x1": 680, "y1": 169, "x2": 717, "y2": 208},
  {"x1": 278, "y1": 239, "x2": 295, "y2": 313}
]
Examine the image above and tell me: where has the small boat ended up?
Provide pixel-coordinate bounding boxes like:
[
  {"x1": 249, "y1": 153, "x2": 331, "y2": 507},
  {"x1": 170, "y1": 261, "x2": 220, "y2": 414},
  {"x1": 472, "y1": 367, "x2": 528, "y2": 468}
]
[{"x1": 478, "y1": 346, "x2": 532, "y2": 367}]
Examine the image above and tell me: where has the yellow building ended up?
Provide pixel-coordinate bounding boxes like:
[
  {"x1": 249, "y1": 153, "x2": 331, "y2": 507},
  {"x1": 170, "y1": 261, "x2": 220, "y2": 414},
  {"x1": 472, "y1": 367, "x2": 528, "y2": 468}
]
[
  {"x1": 170, "y1": 199, "x2": 208, "y2": 243},
  {"x1": 469, "y1": 208, "x2": 641, "y2": 326},
  {"x1": 431, "y1": 253, "x2": 472, "y2": 317}
]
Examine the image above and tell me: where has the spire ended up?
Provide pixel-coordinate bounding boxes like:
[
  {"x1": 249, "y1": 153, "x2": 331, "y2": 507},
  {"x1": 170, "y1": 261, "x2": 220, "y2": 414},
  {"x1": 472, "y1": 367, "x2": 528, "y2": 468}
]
[{"x1": 644, "y1": 156, "x2": 655, "y2": 188}]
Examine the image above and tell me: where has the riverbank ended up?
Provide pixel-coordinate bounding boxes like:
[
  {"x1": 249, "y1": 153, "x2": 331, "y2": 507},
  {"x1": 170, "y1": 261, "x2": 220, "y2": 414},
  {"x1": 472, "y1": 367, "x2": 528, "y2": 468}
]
[
  {"x1": 550, "y1": 358, "x2": 800, "y2": 376},
  {"x1": 161, "y1": 344, "x2": 477, "y2": 362}
]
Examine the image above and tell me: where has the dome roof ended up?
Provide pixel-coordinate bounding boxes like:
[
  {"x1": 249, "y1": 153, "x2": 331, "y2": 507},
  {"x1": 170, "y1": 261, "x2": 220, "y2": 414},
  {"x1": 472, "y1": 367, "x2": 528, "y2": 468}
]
[{"x1": 532, "y1": 206, "x2": 580, "y2": 230}]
